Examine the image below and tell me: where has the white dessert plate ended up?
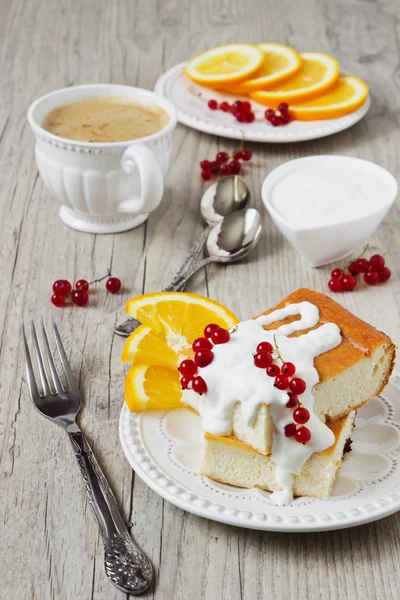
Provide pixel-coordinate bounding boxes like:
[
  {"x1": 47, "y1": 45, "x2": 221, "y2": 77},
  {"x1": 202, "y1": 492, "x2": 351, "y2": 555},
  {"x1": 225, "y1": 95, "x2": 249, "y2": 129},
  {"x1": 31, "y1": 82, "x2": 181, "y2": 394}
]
[
  {"x1": 120, "y1": 372, "x2": 400, "y2": 532},
  {"x1": 154, "y1": 62, "x2": 371, "y2": 144}
]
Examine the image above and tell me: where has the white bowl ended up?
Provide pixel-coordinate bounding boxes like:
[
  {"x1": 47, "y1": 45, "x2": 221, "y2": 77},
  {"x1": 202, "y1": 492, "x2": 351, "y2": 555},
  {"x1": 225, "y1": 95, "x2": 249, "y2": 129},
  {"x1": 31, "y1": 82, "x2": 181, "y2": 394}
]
[{"x1": 262, "y1": 155, "x2": 397, "y2": 267}]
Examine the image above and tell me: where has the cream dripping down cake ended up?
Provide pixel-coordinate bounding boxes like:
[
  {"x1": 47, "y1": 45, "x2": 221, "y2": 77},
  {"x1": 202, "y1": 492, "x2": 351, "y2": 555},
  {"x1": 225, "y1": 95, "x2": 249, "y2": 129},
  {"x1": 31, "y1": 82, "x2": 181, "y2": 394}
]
[
  {"x1": 186, "y1": 288, "x2": 395, "y2": 503},
  {"x1": 123, "y1": 288, "x2": 395, "y2": 505}
]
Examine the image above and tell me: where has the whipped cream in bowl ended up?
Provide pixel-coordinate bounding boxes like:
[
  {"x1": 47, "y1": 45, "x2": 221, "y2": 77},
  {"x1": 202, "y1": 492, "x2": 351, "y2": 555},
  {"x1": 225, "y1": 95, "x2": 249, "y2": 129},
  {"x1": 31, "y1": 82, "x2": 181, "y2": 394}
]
[{"x1": 262, "y1": 155, "x2": 397, "y2": 267}]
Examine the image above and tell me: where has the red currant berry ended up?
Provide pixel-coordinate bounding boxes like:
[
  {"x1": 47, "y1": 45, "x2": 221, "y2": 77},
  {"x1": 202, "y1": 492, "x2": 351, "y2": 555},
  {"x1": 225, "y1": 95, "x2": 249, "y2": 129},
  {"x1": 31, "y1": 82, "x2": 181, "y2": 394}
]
[
  {"x1": 211, "y1": 328, "x2": 230, "y2": 345},
  {"x1": 194, "y1": 348, "x2": 214, "y2": 368},
  {"x1": 228, "y1": 160, "x2": 241, "y2": 174},
  {"x1": 286, "y1": 393, "x2": 298, "y2": 409},
  {"x1": 293, "y1": 407, "x2": 310, "y2": 424},
  {"x1": 257, "y1": 341, "x2": 273, "y2": 353},
  {"x1": 192, "y1": 376, "x2": 207, "y2": 394},
  {"x1": 106, "y1": 277, "x2": 122, "y2": 294},
  {"x1": 204, "y1": 323, "x2": 220, "y2": 338},
  {"x1": 341, "y1": 274, "x2": 357, "y2": 291},
  {"x1": 289, "y1": 378, "x2": 306, "y2": 395},
  {"x1": 278, "y1": 102, "x2": 289, "y2": 114},
  {"x1": 242, "y1": 101, "x2": 251, "y2": 111},
  {"x1": 328, "y1": 278, "x2": 343, "y2": 292},
  {"x1": 295, "y1": 426, "x2": 311, "y2": 444},
  {"x1": 245, "y1": 112, "x2": 255, "y2": 122},
  {"x1": 180, "y1": 375, "x2": 193, "y2": 390},
  {"x1": 232, "y1": 100, "x2": 243, "y2": 112},
  {"x1": 201, "y1": 170, "x2": 212, "y2": 181},
  {"x1": 284, "y1": 423, "x2": 297, "y2": 437},
  {"x1": 75, "y1": 279, "x2": 89, "y2": 292},
  {"x1": 220, "y1": 164, "x2": 232, "y2": 176},
  {"x1": 220, "y1": 101, "x2": 231, "y2": 112},
  {"x1": 280, "y1": 114, "x2": 291, "y2": 124},
  {"x1": 271, "y1": 115, "x2": 282, "y2": 127},
  {"x1": 52, "y1": 280, "x2": 72, "y2": 296},
  {"x1": 369, "y1": 254, "x2": 385, "y2": 271},
  {"x1": 192, "y1": 337, "x2": 213, "y2": 352},
  {"x1": 354, "y1": 258, "x2": 370, "y2": 273},
  {"x1": 233, "y1": 150, "x2": 243, "y2": 160},
  {"x1": 348, "y1": 262, "x2": 359, "y2": 276},
  {"x1": 274, "y1": 375, "x2": 289, "y2": 390},
  {"x1": 240, "y1": 149, "x2": 252, "y2": 161},
  {"x1": 236, "y1": 111, "x2": 247, "y2": 123},
  {"x1": 364, "y1": 270, "x2": 379, "y2": 286},
  {"x1": 209, "y1": 161, "x2": 220, "y2": 174},
  {"x1": 265, "y1": 109, "x2": 275, "y2": 120},
  {"x1": 200, "y1": 160, "x2": 211, "y2": 170},
  {"x1": 51, "y1": 293, "x2": 65, "y2": 307},
  {"x1": 179, "y1": 359, "x2": 197, "y2": 376},
  {"x1": 72, "y1": 290, "x2": 89, "y2": 306},
  {"x1": 254, "y1": 351, "x2": 273, "y2": 369},
  {"x1": 331, "y1": 268, "x2": 344, "y2": 279},
  {"x1": 208, "y1": 99, "x2": 218, "y2": 110},
  {"x1": 266, "y1": 364, "x2": 280, "y2": 377},
  {"x1": 216, "y1": 151, "x2": 229, "y2": 164},
  {"x1": 378, "y1": 266, "x2": 391, "y2": 282},
  {"x1": 281, "y1": 362, "x2": 296, "y2": 376}
]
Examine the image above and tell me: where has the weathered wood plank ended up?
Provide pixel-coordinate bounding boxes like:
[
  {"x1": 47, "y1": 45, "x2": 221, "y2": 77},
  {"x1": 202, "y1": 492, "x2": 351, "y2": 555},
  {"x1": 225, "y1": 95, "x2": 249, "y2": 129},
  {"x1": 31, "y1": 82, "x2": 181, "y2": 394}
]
[{"x1": 1, "y1": 0, "x2": 400, "y2": 598}]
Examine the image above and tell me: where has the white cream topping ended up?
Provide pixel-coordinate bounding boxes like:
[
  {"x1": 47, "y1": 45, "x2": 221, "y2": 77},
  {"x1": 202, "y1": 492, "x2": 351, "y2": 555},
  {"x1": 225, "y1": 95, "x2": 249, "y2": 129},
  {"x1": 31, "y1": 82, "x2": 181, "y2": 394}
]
[{"x1": 183, "y1": 301, "x2": 342, "y2": 505}]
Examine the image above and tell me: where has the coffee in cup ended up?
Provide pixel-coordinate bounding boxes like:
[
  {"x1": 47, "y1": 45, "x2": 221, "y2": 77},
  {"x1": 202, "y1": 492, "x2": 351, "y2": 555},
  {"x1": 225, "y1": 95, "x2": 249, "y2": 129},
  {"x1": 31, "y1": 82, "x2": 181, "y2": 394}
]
[{"x1": 42, "y1": 96, "x2": 170, "y2": 143}]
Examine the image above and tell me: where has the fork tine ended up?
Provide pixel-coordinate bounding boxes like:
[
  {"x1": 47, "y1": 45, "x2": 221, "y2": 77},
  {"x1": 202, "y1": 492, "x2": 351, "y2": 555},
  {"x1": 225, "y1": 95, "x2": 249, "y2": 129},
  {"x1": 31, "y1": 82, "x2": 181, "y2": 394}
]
[
  {"x1": 52, "y1": 319, "x2": 78, "y2": 391},
  {"x1": 31, "y1": 321, "x2": 51, "y2": 395},
  {"x1": 40, "y1": 317, "x2": 63, "y2": 393},
  {"x1": 21, "y1": 321, "x2": 40, "y2": 400}
]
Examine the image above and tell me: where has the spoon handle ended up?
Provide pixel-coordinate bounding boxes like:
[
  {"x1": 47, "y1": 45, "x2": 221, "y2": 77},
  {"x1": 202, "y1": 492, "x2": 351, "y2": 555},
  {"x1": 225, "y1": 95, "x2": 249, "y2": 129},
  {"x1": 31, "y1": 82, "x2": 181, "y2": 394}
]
[
  {"x1": 114, "y1": 230, "x2": 211, "y2": 338},
  {"x1": 170, "y1": 226, "x2": 211, "y2": 283},
  {"x1": 164, "y1": 257, "x2": 213, "y2": 291}
]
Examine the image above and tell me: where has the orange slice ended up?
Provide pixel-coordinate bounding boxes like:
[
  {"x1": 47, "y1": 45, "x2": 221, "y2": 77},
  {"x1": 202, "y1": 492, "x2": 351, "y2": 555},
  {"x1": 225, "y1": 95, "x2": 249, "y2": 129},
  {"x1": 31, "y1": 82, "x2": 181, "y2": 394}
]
[
  {"x1": 184, "y1": 43, "x2": 264, "y2": 86},
  {"x1": 125, "y1": 292, "x2": 239, "y2": 345},
  {"x1": 290, "y1": 75, "x2": 369, "y2": 121},
  {"x1": 122, "y1": 325, "x2": 180, "y2": 369},
  {"x1": 223, "y1": 43, "x2": 302, "y2": 93},
  {"x1": 250, "y1": 52, "x2": 340, "y2": 107},
  {"x1": 124, "y1": 364, "x2": 182, "y2": 411}
]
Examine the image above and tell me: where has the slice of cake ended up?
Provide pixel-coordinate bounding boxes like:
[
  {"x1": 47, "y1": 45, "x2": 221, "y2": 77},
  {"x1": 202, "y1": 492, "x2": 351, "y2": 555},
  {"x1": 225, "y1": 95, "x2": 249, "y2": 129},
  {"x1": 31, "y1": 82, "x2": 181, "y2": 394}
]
[
  {"x1": 200, "y1": 411, "x2": 355, "y2": 502},
  {"x1": 184, "y1": 288, "x2": 395, "y2": 455}
]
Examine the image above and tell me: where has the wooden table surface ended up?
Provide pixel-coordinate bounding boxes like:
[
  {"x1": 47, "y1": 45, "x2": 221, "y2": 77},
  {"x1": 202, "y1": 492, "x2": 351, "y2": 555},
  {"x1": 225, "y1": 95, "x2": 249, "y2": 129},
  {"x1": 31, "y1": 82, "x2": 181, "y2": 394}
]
[{"x1": 1, "y1": 0, "x2": 400, "y2": 598}]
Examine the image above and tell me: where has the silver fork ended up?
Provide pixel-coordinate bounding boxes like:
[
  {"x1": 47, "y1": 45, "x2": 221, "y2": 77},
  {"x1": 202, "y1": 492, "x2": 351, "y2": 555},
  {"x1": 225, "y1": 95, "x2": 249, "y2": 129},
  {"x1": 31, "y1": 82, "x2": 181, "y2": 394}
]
[{"x1": 22, "y1": 318, "x2": 153, "y2": 595}]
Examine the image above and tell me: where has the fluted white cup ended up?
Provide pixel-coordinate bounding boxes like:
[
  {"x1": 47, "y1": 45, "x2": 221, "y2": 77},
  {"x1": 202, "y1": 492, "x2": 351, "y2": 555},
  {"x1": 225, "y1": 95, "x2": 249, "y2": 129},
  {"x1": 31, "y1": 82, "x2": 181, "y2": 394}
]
[{"x1": 28, "y1": 84, "x2": 178, "y2": 234}]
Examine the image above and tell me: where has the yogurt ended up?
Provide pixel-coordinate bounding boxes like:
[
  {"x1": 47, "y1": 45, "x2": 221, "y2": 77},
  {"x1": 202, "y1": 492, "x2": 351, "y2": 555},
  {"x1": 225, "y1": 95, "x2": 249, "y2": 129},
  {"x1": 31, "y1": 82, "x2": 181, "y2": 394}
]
[{"x1": 271, "y1": 167, "x2": 386, "y2": 227}]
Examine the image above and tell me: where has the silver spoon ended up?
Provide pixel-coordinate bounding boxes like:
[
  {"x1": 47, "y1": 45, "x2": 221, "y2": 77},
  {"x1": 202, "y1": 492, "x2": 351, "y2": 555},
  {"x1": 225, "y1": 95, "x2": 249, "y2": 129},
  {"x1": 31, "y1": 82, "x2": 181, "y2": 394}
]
[
  {"x1": 173, "y1": 208, "x2": 262, "y2": 284},
  {"x1": 200, "y1": 175, "x2": 250, "y2": 225},
  {"x1": 168, "y1": 175, "x2": 251, "y2": 283},
  {"x1": 114, "y1": 209, "x2": 261, "y2": 337},
  {"x1": 114, "y1": 177, "x2": 250, "y2": 337}
]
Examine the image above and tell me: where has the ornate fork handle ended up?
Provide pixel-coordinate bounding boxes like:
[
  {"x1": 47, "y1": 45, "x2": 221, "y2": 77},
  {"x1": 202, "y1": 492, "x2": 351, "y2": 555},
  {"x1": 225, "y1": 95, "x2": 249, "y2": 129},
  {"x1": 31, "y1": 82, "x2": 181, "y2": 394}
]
[{"x1": 68, "y1": 427, "x2": 153, "y2": 595}]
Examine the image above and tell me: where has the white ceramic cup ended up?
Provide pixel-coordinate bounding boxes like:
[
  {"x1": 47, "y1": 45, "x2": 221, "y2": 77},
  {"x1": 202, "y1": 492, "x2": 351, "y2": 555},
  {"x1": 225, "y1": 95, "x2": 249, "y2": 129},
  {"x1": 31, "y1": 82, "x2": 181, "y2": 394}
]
[
  {"x1": 262, "y1": 155, "x2": 397, "y2": 267},
  {"x1": 27, "y1": 84, "x2": 178, "y2": 234}
]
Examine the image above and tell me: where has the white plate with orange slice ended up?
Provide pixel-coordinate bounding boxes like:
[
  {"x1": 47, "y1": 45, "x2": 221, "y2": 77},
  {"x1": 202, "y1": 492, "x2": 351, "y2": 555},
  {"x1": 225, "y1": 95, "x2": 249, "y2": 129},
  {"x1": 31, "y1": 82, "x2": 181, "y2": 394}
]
[
  {"x1": 119, "y1": 292, "x2": 400, "y2": 532},
  {"x1": 155, "y1": 43, "x2": 370, "y2": 143}
]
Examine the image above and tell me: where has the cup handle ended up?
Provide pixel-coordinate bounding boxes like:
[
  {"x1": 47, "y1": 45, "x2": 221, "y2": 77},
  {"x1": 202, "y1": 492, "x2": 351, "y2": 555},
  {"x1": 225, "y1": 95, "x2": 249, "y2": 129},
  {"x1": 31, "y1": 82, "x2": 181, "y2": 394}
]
[{"x1": 117, "y1": 144, "x2": 164, "y2": 214}]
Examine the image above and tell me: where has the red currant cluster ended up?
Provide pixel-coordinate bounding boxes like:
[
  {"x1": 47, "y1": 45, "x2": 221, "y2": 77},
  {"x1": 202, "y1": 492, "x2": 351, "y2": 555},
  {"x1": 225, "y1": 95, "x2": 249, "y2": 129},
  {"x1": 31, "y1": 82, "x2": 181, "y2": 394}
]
[
  {"x1": 200, "y1": 148, "x2": 252, "y2": 181},
  {"x1": 264, "y1": 103, "x2": 291, "y2": 126},
  {"x1": 178, "y1": 323, "x2": 231, "y2": 393},
  {"x1": 328, "y1": 252, "x2": 391, "y2": 293},
  {"x1": 253, "y1": 341, "x2": 310, "y2": 444},
  {"x1": 208, "y1": 99, "x2": 255, "y2": 123},
  {"x1": 51, "y1": 272, "x2": 122, "y2": 307},
  {"x1": 207, "y1": 98, "x2": 292, "y2": 128}
]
